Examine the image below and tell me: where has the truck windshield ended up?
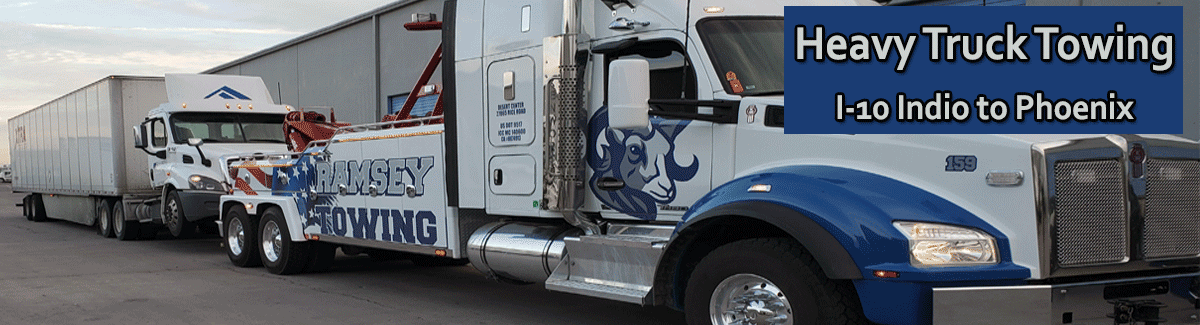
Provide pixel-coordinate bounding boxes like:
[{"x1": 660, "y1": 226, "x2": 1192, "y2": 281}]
[
  {"x1": 170, "y1": 113, "x2": 285, "y2": 144},
  {"x1": 696, "y1": 17, "x2": 784, "y2": 96}
]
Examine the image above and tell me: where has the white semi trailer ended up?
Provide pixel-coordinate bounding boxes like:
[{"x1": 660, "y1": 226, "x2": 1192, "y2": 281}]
[
  {"x1": 10, "y1": 74, "x2": 290, "y2": 240},
  {"x1": 9, "y1": 76, "x2": 166, "y2": 238}
]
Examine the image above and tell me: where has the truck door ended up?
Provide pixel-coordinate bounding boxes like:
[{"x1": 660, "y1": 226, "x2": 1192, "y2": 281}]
[
  {"x1": 589, "y1": 38, "x2": 714, "y2": 222},
  {"x1": 484, "y1": 55, "x2": 541, "y2": 216},
  {"x1": 146, "y1": 118, "x2": 170, "y2": 187}
]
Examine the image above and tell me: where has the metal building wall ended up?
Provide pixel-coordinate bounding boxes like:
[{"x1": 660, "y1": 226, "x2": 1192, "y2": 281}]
[{"x1": 206, "y1": 0, "x2": 443, "y2": 125}]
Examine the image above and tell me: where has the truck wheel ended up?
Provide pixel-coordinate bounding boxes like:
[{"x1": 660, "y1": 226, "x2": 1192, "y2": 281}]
[
  {"x1": 31, "y1": 194, "x2": 47, "y2": 222},
  {"x1": 112, "y1": 202, "x2": 141, "y2": 241},
  {"x1": 23, "y1": 196, "x2": 32, "y2": 221},
  {"x1": 259, "y1": 207, "x2": 310, "y2": 275},
  {"x1": 164, "y1": 190, "x2": 194, "y2": 239},
  {"x1": 96, "y1": 199, "x2": 113, "y2": 237},
  {"x1": 683, "y1": 238, "x2": 865, "y2": 325},
  {"x1": 225, "y1": 205, "x2": 261, "y2": 267},
  {"x1": 305, "y1": 242, "x2": 336, "y2": 273}
]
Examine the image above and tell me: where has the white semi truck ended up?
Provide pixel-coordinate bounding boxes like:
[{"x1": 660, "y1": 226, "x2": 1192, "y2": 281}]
[
  {"x1": 218, "y1": 1, "x2": 1200, "y2": 324},
  {"x1": 10, "y1": 74, "x2": 290, "y2": 240}
]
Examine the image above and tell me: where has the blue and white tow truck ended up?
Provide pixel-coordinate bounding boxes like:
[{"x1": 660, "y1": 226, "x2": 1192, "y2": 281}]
[{"x1": 216, "y1": 1, "x2": 1200, "y2": 324}]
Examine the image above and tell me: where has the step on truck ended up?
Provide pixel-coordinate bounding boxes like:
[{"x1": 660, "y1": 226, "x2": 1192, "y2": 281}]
[
  {"x1": 10, "y1": 74, "x2": 290, "y2": 240},
  {"x1": 217, "y1": 1, "x2": 1200, "y2": 324}
]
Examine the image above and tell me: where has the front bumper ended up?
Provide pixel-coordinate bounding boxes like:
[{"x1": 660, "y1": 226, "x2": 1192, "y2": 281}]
[
  {"x1": 177, "y1": 190, "x2": 222, "y2": 221},
  {"x1": 933, "y1": 273, "x2": 1200, "y2": 324}
]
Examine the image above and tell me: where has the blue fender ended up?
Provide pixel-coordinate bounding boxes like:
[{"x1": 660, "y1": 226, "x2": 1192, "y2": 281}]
[{"x1": 672, "y1": 165, "x2": 1030, "y2": 325}]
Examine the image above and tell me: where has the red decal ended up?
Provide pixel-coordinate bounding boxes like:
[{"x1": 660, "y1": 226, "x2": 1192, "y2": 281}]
[{"x1": 726, "y1": 71, "x2": 744, "y2": 94}]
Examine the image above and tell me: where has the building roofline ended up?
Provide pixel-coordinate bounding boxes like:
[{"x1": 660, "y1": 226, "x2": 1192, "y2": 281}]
[{"x1": 202, "y1": 0, "x2": 423, "y2": 74}]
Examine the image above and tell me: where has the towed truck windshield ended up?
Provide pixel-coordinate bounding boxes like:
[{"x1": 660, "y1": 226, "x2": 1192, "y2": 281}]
[
  {"x1": 170, "y1": 113, "x2": 286, "y2": 144},
  {"x1": 696, "y1": 17, "x2": 784, "y2": 96}
]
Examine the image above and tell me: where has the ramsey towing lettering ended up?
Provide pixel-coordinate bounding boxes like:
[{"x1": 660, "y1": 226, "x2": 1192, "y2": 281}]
[
  {"x1": 311, "y1": 206, "x2": 438, "y2": 245},
  {"x1": 313, "y1": 156, "x2": 435, "y2": 196}
]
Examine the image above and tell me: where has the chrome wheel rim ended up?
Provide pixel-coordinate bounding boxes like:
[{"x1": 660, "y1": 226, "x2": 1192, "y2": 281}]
[
  {"x1": 710, "y1": 274, "x2": 793, "y2": 325},
  {"x1": 227, "y1": 218, "x2": 244, "y2": 256},
  {"x1": 165, "y1": 197, "x2": 181, "y2": 231},
  {"x1": 99, "y1": 206, "x2": 110, "y2": 232},
  {"x1": 113, "y1": 206, "x2": 124, "y2": 234},
  {"x1": 261, "y1": 221, "x2": 282, "y2": 263}
]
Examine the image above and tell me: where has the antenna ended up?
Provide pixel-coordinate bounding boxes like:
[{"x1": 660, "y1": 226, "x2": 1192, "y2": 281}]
[{"x1": 276, "y1": 82, "x2": 282, "y2": 104}]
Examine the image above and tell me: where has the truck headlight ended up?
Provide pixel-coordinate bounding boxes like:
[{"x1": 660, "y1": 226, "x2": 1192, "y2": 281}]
[
  {"x1": 189, "y1": 175, "x2": 225, "y2": 191},
  {"x1": 893, "y1": 221, "x2": 997, "y2": 266}
]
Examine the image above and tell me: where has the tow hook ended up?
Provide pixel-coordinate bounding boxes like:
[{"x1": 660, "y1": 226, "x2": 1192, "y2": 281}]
[{"x1": 1108, "y1": 299, "x2": 1166, "y2": 325}]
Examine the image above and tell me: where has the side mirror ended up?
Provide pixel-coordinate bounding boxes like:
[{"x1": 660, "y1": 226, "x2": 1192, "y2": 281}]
[
  {"x1": 133, "y1": 124, "x2": 147, "y2": 149},
  {"x1": 606, "y1": 59, "x2": 650, "y2": 129},
  {"x1": 187, "y1": 138, "x2": 204, "y2": 147}
]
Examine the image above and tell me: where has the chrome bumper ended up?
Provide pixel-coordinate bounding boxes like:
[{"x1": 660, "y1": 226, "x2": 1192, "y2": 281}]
[{"x1": 933, "y1": 273, "x2": 1200, "y2": 324}]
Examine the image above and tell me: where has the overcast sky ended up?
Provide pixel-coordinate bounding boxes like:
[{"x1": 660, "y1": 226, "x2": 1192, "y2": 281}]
[{"x1": 0, "y1": 0, "x2": 398, "y2": 165}]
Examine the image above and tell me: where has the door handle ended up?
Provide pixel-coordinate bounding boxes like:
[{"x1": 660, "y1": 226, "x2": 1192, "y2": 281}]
[{"x1": 597, "y1": 177, "x2": 625, "y2": 191}]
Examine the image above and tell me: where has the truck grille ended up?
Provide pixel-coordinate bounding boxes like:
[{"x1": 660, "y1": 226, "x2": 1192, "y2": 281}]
[
  {"x1": 1053, "y1": 159, "x2": 1129, "y2": 267},
  {"x1": 1142, "y1": 159, "x2": 1200, "y2": 260}
]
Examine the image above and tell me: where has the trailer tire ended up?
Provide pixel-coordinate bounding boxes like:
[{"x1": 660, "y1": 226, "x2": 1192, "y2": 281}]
[
  {"x1": 683, "y1": 238, "x2": 865, "y2": 325},
  {"x1": 305, "y1": 242, "x2": 336, "y2": 273},
  {"x1": 259, "y1": 207, "x2": 310, "y2": 275},
  {"x1": 31, "y1": 194, "x2": 47, "y2": 222},
  {"x1": 23, "y1": 196, "x2": 32, "y2": 221},
  {"x1": 96, "y1": 199, "x2": 113, "y2": 238},
  {"x1": 225, "y1": 205, "x2": 261, "y2": 267},
  {"x1": 113, "y1": 202, "x2": 140, "y2": 241},
  {"x1": 164, "y1": 190, "x2": 194, "y2": 239}
]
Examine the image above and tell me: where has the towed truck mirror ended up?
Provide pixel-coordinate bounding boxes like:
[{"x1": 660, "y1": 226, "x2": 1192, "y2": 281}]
[
  {"x1": 133, "y1": 124, "x2": 147, "y2": 149},
  {"x1": 606, "y1": 59, "x2": 650, "y2": 130},
  {"x1": 187, "y1": 138, "x2": 212, "y2": 167}
]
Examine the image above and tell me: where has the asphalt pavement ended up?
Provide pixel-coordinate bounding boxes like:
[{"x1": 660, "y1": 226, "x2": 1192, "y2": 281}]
[{"x1": 0, "y1": 183, "x2": 684, "y2": 324}]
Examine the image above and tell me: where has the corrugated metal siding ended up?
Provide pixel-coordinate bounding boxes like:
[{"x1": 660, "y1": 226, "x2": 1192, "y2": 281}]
[
  {"x1": 206, "y1": 0, "x2": 443, "y2": 125},
  {"x1": 378, "y1": 1, "x2": 444, "y2": 120}
]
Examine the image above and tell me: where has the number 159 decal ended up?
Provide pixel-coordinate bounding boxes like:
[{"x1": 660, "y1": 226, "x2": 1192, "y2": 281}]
[{"x1": 945, "y1": 155, "x2": 977, "y2": 172}]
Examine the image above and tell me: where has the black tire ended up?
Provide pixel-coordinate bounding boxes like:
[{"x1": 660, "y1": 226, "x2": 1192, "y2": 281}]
[
  {"x1": 305, "y1": 242, "x2": 336, "y2": 273},
  {"x1": 113, "y1": 201, "x2": 141, "y2": 241},
  {"x1": 683, "y1": 238, "x2": 865, "y2": 325},
  {"x1": 31, "y1": 194, "x2": 47, "y2": 222},
  {"x1": 96, "y1": 199, "x2": 113, "y2": 238},
  {"x1": 23, "y1": 196, "x2": 32, "y2": 221},
  {"x1": 164, "y1": 190, "x2": 194, "y2": 239},
  {"x1": 224, "y1": 205, "x2": 261, "y2": 267},
  {"x1": 258, "y1": 207, "x2": 310, "y2": 275},
  {"x1": 410, "y1": 255, "x2": 470, "y2": 267}
]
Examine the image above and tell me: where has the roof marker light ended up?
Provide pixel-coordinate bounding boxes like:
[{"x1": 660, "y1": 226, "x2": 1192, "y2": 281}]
[
  {"x1": 704, "y1": 6, "x2": 724, "y2": 14},
  {"x1": 181, "y1": 103, "x2": 187, "y2": 108}
]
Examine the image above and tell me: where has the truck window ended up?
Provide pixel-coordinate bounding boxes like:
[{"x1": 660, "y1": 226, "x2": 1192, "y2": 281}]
[
  {"x1": 605, "y1": 40, "x2": 697, "y2": 102},
  {"x1": 151, "y1": 119, "x2": 167, "y2": 147},
  {"x1": 170, "y1": 113, "x2": 286, "y2": 144}
]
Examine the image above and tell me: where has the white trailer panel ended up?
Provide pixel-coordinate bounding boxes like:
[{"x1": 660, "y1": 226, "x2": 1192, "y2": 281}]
[{"x1": 8, "y1": 76, "x2": 165, "y2": 196}]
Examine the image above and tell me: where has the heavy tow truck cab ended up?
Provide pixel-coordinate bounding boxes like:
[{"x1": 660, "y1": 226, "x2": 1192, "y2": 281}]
[{"x1": 219, "y1": 1, "x2": 1200, "y2": 324}]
